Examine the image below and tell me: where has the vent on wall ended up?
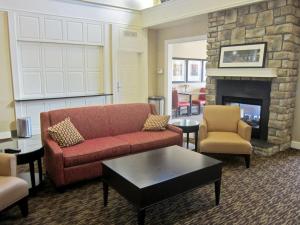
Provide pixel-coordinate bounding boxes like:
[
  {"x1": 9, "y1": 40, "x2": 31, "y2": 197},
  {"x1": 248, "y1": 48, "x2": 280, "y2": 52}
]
[{"x1": 123, "y1": 30, "x2": 138, "y2": 38}]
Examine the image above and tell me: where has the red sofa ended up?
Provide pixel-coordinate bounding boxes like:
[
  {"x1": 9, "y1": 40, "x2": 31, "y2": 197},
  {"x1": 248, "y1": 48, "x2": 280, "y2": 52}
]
[{"x1": 40, "y1": 103, "x2": 183, "y2": 187}]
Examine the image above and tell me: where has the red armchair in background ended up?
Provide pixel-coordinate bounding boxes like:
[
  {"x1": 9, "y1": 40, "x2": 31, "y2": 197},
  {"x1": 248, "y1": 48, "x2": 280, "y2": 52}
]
[
  {"x1": 192, "y1": 87, "x2": 206, "y2": 114},
  {"x1": 172, "y1": 89, "x2": 191, "y2": 117}
]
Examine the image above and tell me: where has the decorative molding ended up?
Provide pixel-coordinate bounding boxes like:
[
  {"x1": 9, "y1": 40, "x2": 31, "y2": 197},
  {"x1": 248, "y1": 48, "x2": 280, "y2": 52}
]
[
  {"x1": 0, "y1": 131, "x2": 12, "y2": 139},
  {"x1": 0, "y1": 0, "x2": 142, "y2": 27},
  {"x1": 142, "y1": 0, "x2": 265, "y2": 27},
  {"x1": 291, "y1": 141, "x2": 300, "y2": 150},
  {"x1": 207, "y1": 68, "x2": 277, "y2": 78}
]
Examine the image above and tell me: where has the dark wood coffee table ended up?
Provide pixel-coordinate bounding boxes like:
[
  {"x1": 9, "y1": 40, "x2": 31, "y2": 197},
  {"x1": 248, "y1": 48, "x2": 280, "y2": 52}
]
[{"x1": 101, "y1": 145, "x2": 222, "y2": 225}]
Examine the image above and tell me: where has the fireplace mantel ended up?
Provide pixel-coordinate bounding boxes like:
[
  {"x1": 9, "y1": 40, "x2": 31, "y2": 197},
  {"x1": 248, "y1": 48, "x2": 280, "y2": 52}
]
[{"x1": 207, "y1": 68, "x2": 277, "y2": 78}]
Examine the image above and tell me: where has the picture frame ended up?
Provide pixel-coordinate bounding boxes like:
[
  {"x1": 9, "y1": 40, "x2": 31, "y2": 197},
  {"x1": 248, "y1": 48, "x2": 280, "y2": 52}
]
[
  {"x1": 172, "y1": 58, "x2": 186, "y2": 83},
  {"x1": 218, "y1": 43, "x2": 267, "y2": 68},
  {"x1": 187, "y1": 59, "x2": 202, "y2": 83}
]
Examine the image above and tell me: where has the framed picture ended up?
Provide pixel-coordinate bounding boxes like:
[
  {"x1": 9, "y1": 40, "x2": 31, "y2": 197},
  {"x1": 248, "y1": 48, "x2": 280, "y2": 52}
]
[
  {"x1": 172, "y1": 58, "x2": 186, "y2": 83},
  {"x1": 187, "y1": 59, "x2": 202, "y2": 82},
  {"x1": 202, "y1": 60, "x2": 207, "y2": 83},
  {"x1": 219, "y1": 43, "x2": 267, "y2": 68}
]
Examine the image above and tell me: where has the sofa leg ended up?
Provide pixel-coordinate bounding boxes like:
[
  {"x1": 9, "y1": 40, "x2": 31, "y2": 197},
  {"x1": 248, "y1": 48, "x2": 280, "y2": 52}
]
[
  {"x1": 244, "y1": 155, "x2": 250, "y2": 168},
  {"x1": 18, "y1": 197, "x2": 28, "y2": 217}
]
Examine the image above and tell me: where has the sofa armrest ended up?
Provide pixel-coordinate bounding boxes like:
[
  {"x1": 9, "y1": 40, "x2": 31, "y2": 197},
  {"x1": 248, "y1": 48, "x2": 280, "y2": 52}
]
[
  {"x1": 199, "y1": 119, "x2": 208, "y2": 142},
  {"x1": 0, "y1": 153, "x2": 17, "y2": 177},
  {"x1": 44, "y1": 138, "x2": 65, "y2": 187},
  {"x1": 238, "y1": 120, "x2": 252, "y2": 141},
  {"x1": 167, "y1": 124, "x2": 183, "y2": 146}
]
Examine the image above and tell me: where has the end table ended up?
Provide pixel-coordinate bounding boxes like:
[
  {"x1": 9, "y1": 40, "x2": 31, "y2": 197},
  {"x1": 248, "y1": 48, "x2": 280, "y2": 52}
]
[{"x1": 172, "y1": 119, "x2": 200, "y2": 151}]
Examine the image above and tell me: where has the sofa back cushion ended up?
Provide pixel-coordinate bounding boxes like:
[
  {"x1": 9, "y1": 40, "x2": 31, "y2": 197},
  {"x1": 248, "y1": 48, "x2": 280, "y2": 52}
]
[
  {"x1": 204, "y1": 105, "x2": 241, "y2": 133},
  {"x1": 106, "y1": 103, "x2": 154, "y2": 135},
  {"x1": 48, "y1": 106, "x2": 111, "y2": 140}
]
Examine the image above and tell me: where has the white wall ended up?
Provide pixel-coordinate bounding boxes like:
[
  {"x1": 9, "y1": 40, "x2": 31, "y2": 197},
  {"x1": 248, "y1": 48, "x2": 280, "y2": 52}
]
[{"x1": 172, "y1": 40, "x2": 207, "y2": 59}]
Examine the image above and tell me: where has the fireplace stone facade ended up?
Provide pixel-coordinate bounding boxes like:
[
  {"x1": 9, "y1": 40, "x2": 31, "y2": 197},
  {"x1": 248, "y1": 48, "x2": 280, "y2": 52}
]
[{"x1": 206, "y1": 0, "x2": 300, "y2": 155}]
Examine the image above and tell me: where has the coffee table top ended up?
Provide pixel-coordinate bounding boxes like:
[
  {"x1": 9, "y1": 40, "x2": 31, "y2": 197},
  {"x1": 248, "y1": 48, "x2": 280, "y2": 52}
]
[
  {"x1": 172, "y1": 119, "x2": 199, "y2": 128},
  {"x1": 102, "y1": 145, "x2": 222, "y2": 189}
]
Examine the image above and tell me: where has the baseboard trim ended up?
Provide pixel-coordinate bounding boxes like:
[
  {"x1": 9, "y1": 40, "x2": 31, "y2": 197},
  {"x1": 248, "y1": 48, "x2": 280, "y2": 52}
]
[
  {"x1": 291, "y1": 141, "x2": 300, "y2": 150},
  {"x1": 0, "y1": 131, "x2": 12, "y2": 139}
]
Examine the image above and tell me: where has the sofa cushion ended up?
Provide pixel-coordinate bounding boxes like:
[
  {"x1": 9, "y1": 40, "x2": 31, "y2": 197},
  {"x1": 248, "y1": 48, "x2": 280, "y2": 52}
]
[
  {"x1": 115, "y1": 130, "x2": 181, "y2": 153},
  {"x1": 49, "y1": 106, "x2": 111, "y2": 140},
  {"x1": 107, "y1": 103, "x2": 153, "y2": 135},
  {"x1": 200, "y1": 132, "x2": 252, "y2": 155},
  {"x1": 48, "y1": 117, "x2": 84, "y2": 147},
  {"x1": 63, "y1": 137, "x2": 131, "y2": 167}
]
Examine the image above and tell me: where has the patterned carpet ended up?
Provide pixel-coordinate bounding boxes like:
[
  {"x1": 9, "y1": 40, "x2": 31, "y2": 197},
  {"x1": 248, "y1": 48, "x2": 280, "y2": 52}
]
[{"x1": 1, "y1": 149, "x2": 300, "y2": 225}]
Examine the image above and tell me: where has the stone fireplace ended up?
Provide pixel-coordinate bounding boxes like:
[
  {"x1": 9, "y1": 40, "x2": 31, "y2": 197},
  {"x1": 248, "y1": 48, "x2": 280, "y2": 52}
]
[{"x1": 206, "y1": 0, "x2": 300, "y2": 155}]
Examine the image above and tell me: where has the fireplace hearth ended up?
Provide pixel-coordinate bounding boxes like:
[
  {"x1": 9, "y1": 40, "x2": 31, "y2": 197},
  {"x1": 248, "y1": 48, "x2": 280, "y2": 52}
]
[{"x1": 216, "y1": 80, "x2": 271, "y2": 140}]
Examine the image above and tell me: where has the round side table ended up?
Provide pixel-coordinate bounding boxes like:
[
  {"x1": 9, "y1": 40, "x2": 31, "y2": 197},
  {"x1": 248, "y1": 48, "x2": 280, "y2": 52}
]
[
  {"x1": 0, "y1": 136, "x2": 44, "y2": 193},
  {"x1": 172, "y1": 119, "x2": 200, "y2": 151}
]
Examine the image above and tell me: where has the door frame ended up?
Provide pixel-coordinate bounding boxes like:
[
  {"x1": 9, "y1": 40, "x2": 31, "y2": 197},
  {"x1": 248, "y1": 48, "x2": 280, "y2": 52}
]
[
  {"x1": 164, "y1": 35, "x2": 207, "y2": 115},
  {"x1": 112, "y1": 24, "x2": 148, "y2": 104}
]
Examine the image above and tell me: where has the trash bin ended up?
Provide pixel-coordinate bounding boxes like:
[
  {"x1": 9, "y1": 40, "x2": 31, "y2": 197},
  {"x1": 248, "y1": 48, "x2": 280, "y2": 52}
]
[{"x1": 148, "y1": 96, "x2": 165, "y2": 115}]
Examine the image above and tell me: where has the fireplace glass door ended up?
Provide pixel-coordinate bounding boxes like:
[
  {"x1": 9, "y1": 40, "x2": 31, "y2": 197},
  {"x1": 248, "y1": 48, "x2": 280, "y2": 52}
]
[{"x1": 223, "y1": 96, "x2": 262, "y2": 139}]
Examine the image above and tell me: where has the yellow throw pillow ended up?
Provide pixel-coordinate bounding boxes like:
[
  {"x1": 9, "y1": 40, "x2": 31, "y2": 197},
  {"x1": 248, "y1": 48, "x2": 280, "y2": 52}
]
[
  {"x1": 48, "y1": 117, "x2": 84, "y2": 147},
  {"x1": 143, "y1": 114, "x2": 170, "y2": 131}
]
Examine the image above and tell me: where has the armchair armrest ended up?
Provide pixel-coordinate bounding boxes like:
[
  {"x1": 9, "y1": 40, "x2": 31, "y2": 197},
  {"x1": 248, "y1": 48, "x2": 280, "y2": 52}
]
[
  {"x1": 167, "y1": 124, "x2": 183, "y2": 146},
  {"x1": 238, "y1": 120, "x2": 252, "y2": 141},
  {"x1": 44, "y1": 138, "x2": 65, "y2": 187},
  {"x1": 199, "y1": 119, "x2": 208, "y2": 142},
  {"x1": 0, "y1": 153, "x2": 17, "y2": 177}
]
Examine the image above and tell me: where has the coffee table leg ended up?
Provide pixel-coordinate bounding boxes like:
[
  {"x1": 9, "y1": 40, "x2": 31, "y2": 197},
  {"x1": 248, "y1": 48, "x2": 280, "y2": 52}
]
[
  {"x1": 138, "y1": 209, "x2": 145, "y2": 225},
  {"x1": 215, "y1": 179, "x2": 221, "y2": 205},
  {"x1": 103, "y1": 181, "x2": 109, "y2": 207},
  {"x1": 29, "y1": 161, "x2": 36, "y2": 188}
]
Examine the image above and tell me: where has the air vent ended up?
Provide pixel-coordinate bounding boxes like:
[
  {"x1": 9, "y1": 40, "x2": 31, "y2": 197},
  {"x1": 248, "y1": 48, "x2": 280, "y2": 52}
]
[{"x1": 123, "y1": 30, "x2": 138, "y2": 38}]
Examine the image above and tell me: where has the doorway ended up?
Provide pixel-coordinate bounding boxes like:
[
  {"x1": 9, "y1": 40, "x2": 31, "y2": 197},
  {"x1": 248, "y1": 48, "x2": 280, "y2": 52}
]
[{"x1": 164, "y1": 36, "x2": 207, "y2": 119}]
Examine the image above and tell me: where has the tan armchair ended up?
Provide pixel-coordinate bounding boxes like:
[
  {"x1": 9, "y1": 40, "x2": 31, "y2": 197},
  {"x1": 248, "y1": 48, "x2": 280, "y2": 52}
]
[
  {"x1": 198, "y1": 105, "x2": 252, "y2": 168},
  {"x1": 0, "y1": 153, "x2": 29, "y2": 216}
]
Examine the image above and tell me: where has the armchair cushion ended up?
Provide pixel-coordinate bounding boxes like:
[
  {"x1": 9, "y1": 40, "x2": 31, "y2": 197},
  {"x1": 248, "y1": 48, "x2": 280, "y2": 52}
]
[
  {"x1": 0, "y1": 176, "x2": 28, "y2": 211},
  {"x1": 0, "y1": 153, "x2": 16, "y2": 177},
  {"x1": 200, "y1": 132, "x2": 252, "y2": 155},
  {"x1": 204, "y1": 105, "x2": 241, "y2": 132}
]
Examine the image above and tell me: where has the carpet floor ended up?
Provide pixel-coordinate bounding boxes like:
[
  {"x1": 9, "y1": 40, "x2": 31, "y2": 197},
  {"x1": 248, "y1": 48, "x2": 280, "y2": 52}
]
[{"x1": 1, "y1": 149, "x2": 300, "y2": 225}]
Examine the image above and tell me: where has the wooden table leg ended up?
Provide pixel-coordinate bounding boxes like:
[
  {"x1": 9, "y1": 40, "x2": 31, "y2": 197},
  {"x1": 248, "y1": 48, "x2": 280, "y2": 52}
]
[
  {"x1": 138, "y1": 209, "x2": 145, "y2": 225},
  {"x1": 194, "y1": 130, "x2": 198, "y2": 151},
  {"x1": 186, "y1": 132, "x2": 189, "y2": 149},
  {"x1": 215, "y1": 179, "x2": 221, "y2": 205},
  {"x1": 103, "y1": 181, "x2": 108, "y2": 207},
  {"x1": 29, "y1": 161, "x2": 36, "y2": 188},
  {"x1": 37, "y1": 158, "x2": 43, "y2": 183}
]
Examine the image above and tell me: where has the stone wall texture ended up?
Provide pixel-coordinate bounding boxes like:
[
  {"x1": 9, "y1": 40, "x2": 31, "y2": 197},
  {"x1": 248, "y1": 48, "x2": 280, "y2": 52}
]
[{"x1": 207, "y1": 0, "x2": 300, "y2": 155}]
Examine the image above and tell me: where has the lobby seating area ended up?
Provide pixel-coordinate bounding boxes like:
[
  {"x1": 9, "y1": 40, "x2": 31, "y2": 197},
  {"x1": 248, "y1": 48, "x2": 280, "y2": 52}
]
[{"x1": 1, "y1": 0, "x2": 300, "y2": 225}]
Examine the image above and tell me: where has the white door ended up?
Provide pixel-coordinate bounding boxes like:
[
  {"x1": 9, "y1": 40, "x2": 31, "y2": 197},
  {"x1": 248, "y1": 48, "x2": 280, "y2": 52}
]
[{"x1": 112, "y1": 25, "x2": 148, "y2": 104}]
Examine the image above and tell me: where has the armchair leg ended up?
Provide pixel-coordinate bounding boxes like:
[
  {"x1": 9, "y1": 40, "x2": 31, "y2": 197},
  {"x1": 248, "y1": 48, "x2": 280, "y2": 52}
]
[
  {"x1": 18, "y1": 196, "x2": 28, "y2": 217},
  {"x1": 244, "y1": 155, "x2": 250, "y2": 168}
]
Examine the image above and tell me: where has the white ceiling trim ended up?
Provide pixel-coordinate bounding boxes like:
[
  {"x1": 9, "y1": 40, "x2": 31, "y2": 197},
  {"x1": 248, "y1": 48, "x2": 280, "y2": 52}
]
[{"x1": 142, "y1": 0, "x2": 266, "y2": 28}]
